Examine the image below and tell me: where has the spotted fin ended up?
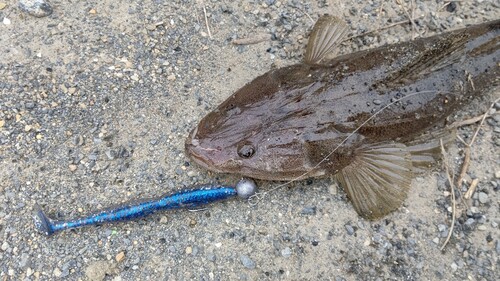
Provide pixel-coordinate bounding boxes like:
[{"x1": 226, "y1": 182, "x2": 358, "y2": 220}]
[
  {"x1": 334, "y1": 142, "x2": 413, "y2": 220},
  {"x1": 304, "y1": 15, "x2": 349, "y2": 65}
]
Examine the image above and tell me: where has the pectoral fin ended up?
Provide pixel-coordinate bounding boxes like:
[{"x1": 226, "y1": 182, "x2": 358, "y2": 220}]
[
  {"x1": 335, "y1": 142, "x2": 413, "y2": 220},
  {"x1": 304, "y1": 15, "x2": 349, "y2": 64}
]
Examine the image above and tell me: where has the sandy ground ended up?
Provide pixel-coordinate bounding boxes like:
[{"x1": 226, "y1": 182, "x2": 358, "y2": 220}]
[{"x1": 0, "y1": 0, "x2": 499, "y2": 280}]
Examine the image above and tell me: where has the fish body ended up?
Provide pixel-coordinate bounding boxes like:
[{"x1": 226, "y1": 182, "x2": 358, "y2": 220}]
[{"x1": 186, "y1": 17, "x2": 499, "y2": 219}]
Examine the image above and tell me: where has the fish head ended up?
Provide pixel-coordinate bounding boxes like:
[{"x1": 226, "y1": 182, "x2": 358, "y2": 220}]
[
  {"x1": 185, "y1": 107, "x2": 309, "y2": 180},
  {"x1": 185, "y1": 116, "x2": 262, "y2": 176},
  {"x1": 185, "y1": 70, "x2": 316, "y2": 180}
]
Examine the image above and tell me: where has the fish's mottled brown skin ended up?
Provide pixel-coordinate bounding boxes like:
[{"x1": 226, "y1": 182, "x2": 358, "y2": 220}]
[{"x1": 186, "y1": 20, "x2": 499, "y2": 181}]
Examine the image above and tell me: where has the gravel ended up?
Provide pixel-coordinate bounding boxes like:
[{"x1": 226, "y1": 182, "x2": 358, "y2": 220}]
[
  {"x1": 0, "y1": 0, "x2": 498, "y2": 280},
  {"x1": 18, "y1": 0, "x2": 53, "y2": 17}
]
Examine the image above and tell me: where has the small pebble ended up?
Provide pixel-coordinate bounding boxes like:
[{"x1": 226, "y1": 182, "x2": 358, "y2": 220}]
[
  {"x1": 438, "y1": 224, "x2": 447, "y2": 232},
  {"x1": 328, "y1": 184, "x2": 338, "y2": 195},
  {"x1": 240, "y1": 255, "x2": 256, "y2": 269},
  {"x1": 115, "y1": 252, "x2": 125, "y2": 262},
  {"x1": 88, "y1": 152, "x2": 98, "y2": 161},
  {"x1": 446, "y1": 2, "x2": 457, "y2": 13},
  {"x1": 19, "y1": 0, "x2": 53, "y2": 17},
  {"x1": 300, "y1": 206, "x2": 316, "y2": 215},
  {"x1": 469, "y1": 206, "x2": 479, "y2": 213},
  {"x1": 345, "y1": 224, "x2": 355, "y2": 236},
  {"x1": 478, "y1": 192, "x2": 489, "y2": 204},
  {"x1": 465, "y1": 218, "x2": 475, "y2": 226},
  {"x1": 281, "y1": 247, "x2": 292, "y2": 258},
  {"x1": 53, "y1": 268, "x2": 62, "y2": 277},
  {"x1": 191, "y1": 246, "x2": 199, "y2": 256},
  {"x1": 494, "y1": 102, "x2": 500, "y2": 110},
  {"x1": 105, "y1": 150, "x2": 116, "y2": 160},
  {"x1": 207, "y1": 253, "x2": 216, "y2": 262}
]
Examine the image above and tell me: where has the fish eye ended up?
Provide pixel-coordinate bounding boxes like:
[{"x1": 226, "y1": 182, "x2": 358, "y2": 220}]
[{"x1": 237, "y1": 143, "x2": 255, "y2": 159}]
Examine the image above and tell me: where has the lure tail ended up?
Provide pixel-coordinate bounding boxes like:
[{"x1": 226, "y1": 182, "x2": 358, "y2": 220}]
[{"x1": 33, "y1": 203, "x2": 55, "y2": 236}]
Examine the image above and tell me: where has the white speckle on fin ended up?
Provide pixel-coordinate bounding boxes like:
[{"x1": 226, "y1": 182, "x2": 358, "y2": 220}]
[
  {"x1": 334, "y1": 142, "x2": 413, "y2": 220},
  {"x1": 304, "y1": 15, "x2": 349, "y2": 65}
]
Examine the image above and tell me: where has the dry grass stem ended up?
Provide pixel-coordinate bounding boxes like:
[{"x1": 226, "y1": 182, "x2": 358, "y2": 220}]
[
  {"x1": 345, "y1": 17, "x2": 424, "y2": 41},
  {"x1": 203, "y1": 6, "x2": 212, "y2": 39},
  {"x1": 440, "y1": 139, "x2": 456, "y2": 251},
  {"x1": 397, "y1": 0, "x2": 419, "y2": 39},
  {"x1": 232, "y1": 34, "x2": 271, "y2": 45}
]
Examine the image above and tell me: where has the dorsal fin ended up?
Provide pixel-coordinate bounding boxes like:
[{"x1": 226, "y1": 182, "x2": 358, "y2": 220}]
[{"x1": 304, "y1": 15, "x2": 349, "y2": 65}]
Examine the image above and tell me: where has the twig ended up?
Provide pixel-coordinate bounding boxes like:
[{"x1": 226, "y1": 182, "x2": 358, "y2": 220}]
[
  {"x1": 464, "y1": 178, "x2": 479, "y2": 199},
  {"x1": 411, "y1": 0, "x2": 415, "y2": 39},
  {"x1": 440, "y1": 139, "x2": 456, "y2": 251},
  {"x1": 398, "y1": 0, "x2": 419, "y2": 39},
  {"x1": 447, "y1": 112, "x2": 498, "y2": 129},
  {"x1": 454, "y1": 98, "x2": 500, "y2": 187},
  {"x1": 301, "y1": 9, "x2": 314, "y2": 24},
  {"x1": 232, "y1": 34, "x2": 271, "y2": 45},
  {"x1": 345, "y1": 16, "x2": 424, "y2": 41},
  {"x1": 203, "y1": 6, "x2": 212, "y2": 39},
  {"x1": 378, "y1": 1, "x2": 385, "y2": 16},
  {"x1": 456, "y1": 147, "x2": 470, "y2": 188},
  {"x1": 440, "y1": 2, "x2": 452, "y2": 11},
  {"x1": 469, "y1": 100, "x2": 497, "y2": 145}
]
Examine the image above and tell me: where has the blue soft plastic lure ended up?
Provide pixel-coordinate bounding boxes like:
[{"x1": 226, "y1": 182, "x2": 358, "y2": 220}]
[{"x1": 34, "y1": 179, "x2": 257, "y2": 236}]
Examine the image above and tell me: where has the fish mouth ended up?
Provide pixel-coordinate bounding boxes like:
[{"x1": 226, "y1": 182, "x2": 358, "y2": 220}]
[{"x1": 185, "y1": 128, "x2": 225, "y2": 173}]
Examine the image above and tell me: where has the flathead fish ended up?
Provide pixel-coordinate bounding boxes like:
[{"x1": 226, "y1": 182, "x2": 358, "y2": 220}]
[{"x1": 186, "y1": 16, "x2": 499, "y2": 219}]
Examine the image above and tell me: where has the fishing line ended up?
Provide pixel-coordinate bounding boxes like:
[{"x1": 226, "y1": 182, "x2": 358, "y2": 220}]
[{"x1": 248, "y1": 89, "x2": 450, "y2": 205}]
